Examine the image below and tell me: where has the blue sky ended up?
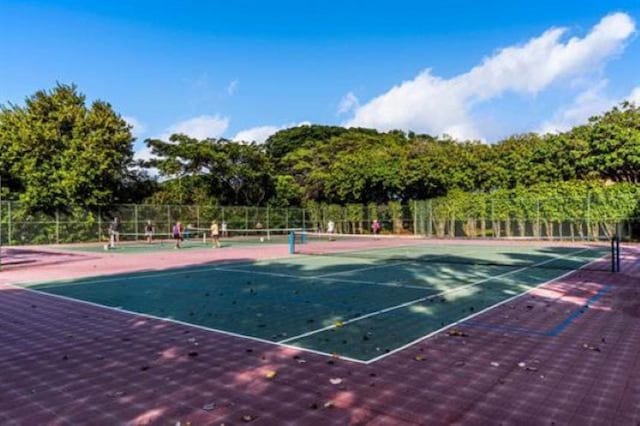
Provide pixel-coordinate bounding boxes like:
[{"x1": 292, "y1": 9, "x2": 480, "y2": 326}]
[{"x1": 1, "y1": 1, "x2": 640, "y2": 157}]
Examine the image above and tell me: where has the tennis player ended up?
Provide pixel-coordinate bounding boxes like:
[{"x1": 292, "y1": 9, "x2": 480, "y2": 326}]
[
  {"x1": 108, "y1": 217, "x2": 121, "y2": 249},
  {"x1": 144, "y1": 220, "x2": 154, "y2": 244},
  {"x1": 372, "y1": 219, "x2": 381, "y2": 238},
  {"x1": 221, "y1": 221, "x2": 228, "y2": 237},
  {"x1": 327, "y1": 219, "x2": 336, "y2": 241},
  {"x1": 173, "y1": 221, "x2": 183, "y2": 249},
  {"x1": 210, "y1": 220, "x2": 221, "y2": 248}
]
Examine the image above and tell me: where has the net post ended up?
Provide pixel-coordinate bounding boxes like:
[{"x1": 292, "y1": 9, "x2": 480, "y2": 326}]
[
  {"x1": 616, "y1": 235, "x2": 621, "y2": 272},
  {"x1": 288, "y1": 231, "x2": 295, "y2": 254},
  {"x1": 611, "y1": 237, "x2": 615, "y2": 273}
]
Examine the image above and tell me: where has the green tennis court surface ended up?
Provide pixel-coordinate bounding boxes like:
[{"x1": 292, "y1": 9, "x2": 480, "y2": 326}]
[{"x1": 27, "y1": 243, "x2": 610, "y2": 362}]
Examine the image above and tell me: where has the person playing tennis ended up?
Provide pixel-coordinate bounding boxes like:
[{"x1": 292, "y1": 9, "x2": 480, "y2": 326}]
[
  {"x1": 327, "y1": 219, "x2": 336, "y2": 241},
  {"x1": 210, "y1": 220, "x2": 221, "y2": 248},
  {"x1": 372, "y1": 219, "x2": 381, "y2": 238},
  {"x1": 108, "y1": 217, "x2": 121, "y2": 249},
  {"x1": 173, "y1": 221, "x2": 183, "y2": 249},
  {"x1": 144, "y1": 220, "x2": 154, "y2": 244}
]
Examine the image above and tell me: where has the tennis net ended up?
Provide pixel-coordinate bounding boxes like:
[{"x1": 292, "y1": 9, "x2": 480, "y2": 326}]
[
  {"x1": 291, "y1": 231, "x2": 620, "y2": 272},
  {"x1": 106, "y1": 227, "x2": 302, "y2": 249}
]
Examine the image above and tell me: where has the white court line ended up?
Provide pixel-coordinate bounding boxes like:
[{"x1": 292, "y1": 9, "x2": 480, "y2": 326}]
[
  {"x1": 214, "y1": 266, "x2": 429, "y2": 290},
  {"x1": 364, "y1": 247, "x2": 610, "y2": 364},
  {"x1": 12, "y1": 258, "x2": 287, "y2": 287},
  {"x1": 314, "y1": 261, "x2": 408, "y2": 278},
  {"x1": 5, "y1": 281, "x2": 368, "y2": 364},
  {"x1": 277, "y1": 247, "x2": 592, "y2": 345},
  {"x1": 363, "y1": 268, "x2": 580, "y2": 363}
]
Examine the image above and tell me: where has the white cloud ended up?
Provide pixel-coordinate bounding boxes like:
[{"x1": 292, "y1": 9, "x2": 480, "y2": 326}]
[
  {"x1": 233, "y1": 125, "x2": 281, "y2": 143},
  {"x1": 337, "y1": 92, "x2": 359, "y2": 115},
  {"x1": 133, "y1": 146, "x2": 155, "y2": 162},
  {"x1": 539, "y1": 80, "x2": 615, "y2": 133},
  {"x1": 132, "y1": 146, "x2": 159, "y2": 177},
  {"x1": 233, "y1": 122, "x2": 311, "y2": 143},
  {"x1": 227, "y1": 79, "x2": 239, "y2": 95},
  {"x1": 540, "y1": 83, "x2": 640, "y2": 133},
  {"x1": 165, "y1": 114, "x2": 230, "y2": 140},
  {"x1": 628, "y1": 86, "x2": 640, "y2": 104},
  {"x1": 346, "y1": 13, "x2": 636, "y2": 140},
  {"x1": 123, "y1": 116, "x2": 146, "y2": 137}
]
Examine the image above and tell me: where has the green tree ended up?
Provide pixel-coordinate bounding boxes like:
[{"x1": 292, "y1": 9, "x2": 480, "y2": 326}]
[
  {"x1": 0, "y1": 83, "x2": 138, "y2": 214},
  {"x1": 145, "y1": 135, "x2": 275, "y2": 205}
]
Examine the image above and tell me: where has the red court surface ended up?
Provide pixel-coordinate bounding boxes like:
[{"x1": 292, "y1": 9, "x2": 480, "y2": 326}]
[{"x1": 1, "y1": 245, "x2": 639, "y2": 425}]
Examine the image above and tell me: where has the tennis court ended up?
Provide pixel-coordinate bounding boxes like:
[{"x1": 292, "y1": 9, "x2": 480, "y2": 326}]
[
  {"x1": 2, "y1": 233, "x2": 639, "y2": 424},
  {"x1": 19, "y1": 234, "x2": 616, "y2": 362}
]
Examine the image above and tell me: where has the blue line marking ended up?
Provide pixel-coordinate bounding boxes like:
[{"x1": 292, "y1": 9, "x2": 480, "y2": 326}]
[
  {"x1": 463, "y1": 284, "x2": 612, "y2": 337},
  {"x1": 545, "y1": 284, "x2": 611, "y2": 337},
  {"x1": 462, "y1": 321, "x2": 548, "y2": 337}
]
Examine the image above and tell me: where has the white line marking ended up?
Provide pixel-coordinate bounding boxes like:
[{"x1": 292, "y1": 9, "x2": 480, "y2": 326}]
[
  {"x1": 214, "y1": 267, "x2": 428, "y2": 290},
  {"x1": 278, "y1": 247, "x2": 592, "y2": 344},
  {"x1": 314, "y1": 261, "x2": 408, "y2": 278},
  {"x1": 364, "y1": 248, "x2": 611, "y2": 364},
  {"x1": 13, "y1": 258, "x2": 286, "y2": 287},
  {"x1": 4, "y1": 281, "x2": 367, "y2": 364}
]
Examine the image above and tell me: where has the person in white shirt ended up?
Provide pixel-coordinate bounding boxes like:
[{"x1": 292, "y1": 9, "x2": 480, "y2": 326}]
[{"x1": 327, "y1": 220, "x2": 336, "y2": 241}]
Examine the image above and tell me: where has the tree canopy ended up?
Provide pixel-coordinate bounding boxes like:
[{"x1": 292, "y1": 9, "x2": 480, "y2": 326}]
[
  {"x1": 2, "y1": 84, "x2": 640, "y2": 213},
  {"x1": 0, "y1": 83, "x2": 147, "y2": 214}
]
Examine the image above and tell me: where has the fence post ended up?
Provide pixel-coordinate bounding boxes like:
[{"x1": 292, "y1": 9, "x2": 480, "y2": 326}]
[
  {"x1": 302, "y1": 208, "x2": 306, "y2": 231},
  {"x1": 167, "y1": 206, "x2": 171, "y2": 233},
  {"x1": 55, "y1": 210, "x2": 60, "y2": 244},
  {"x1": 7, "y1": 201, "x2": 11, "y2": 245},
  {"x1": 413, "y1": 200, "x2": 418, "y2": 235},
  {"x1": 266, "y1": 206, "x2": 270, "y2": 229},
  {"x1": 427, "y1": 200, "x2": 433, "y2": 237},
  {"x1": 98, "y1": 208, "x2": 102, "y2": 242},
  {"x1": 134, "y1": 205, "x2": 139, "y2": 240},
  {"x1": 586, "y1": 192, "x2": 591, "y2": 241},
  {"x1": 196, "y1": 205, "x2": 200, "y2": 230},
  {"x1": 285, "y1": 208, "x2": 289, "y2": 229},
  {"x1": 491, "y1": 198, "x2": 495, "y2": 238},
  {"x1": 536, "y1": 198, "x2": 540, "y2": 239},
  {"x1": 245, "y1": 207, "x2": 249, "y2": 232}
]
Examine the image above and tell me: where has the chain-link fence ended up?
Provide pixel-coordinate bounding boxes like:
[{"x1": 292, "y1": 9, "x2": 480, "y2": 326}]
[
  {"x1": 0, "y1": 203, "x2": 312, "y2": 245},
  {"x1": 411, "y1": 195, "x2": 639, "y2": 241},
  {"x1": 0, "y1": 194, "x2": 638, "y2": 246}
]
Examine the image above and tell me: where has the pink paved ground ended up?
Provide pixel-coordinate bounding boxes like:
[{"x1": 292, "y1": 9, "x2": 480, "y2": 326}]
[{"x1": 1, "y1": 245, "x2": 639, "y2": 425}]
